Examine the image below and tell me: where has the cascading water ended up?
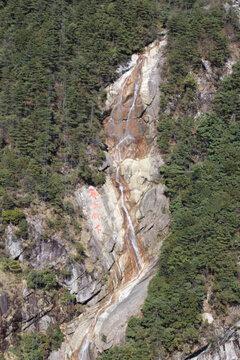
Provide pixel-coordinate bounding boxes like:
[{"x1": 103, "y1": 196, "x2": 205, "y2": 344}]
[
  {"x1": 77, "y1": 56, "x2": 144, "y2": 360},
  {"x1": 115, "y1": 167, "x2": 143, "y2": 271},
  {"x1": 110, "y1": 56, "x2": 144, "y2": 272},
  {"x1": 126, "y1": 57, "x2": 143, "y2": 125},
  {"x1": 78, "y1": 334, "x2": 90, "y2": 360},
  {"x1": 78, "y1": 295, "x2": 113, "y2": 360},
  {"x1": 113, "y1": 57, "x2": 143, "y2": 162}
]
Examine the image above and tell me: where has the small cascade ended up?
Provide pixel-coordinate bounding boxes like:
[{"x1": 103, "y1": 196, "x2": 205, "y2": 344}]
[
  {"x1": 106, "y1": 56, "x2": 144, "y2": 162},
  {"x1": 78, "y1": 334, "x2": 90, "y2": 360},
  {"x1": 112, "y1": 56, "x2": 144, "y2": 272},
  {"x1": 115, "y1": 167, "x2": 143, "y2": 271},
  {"x1": 108, "y1": 76, "x2": 129, "y2": 156},
  {"x1": 126, "y1": 57, "x2": 143, "y2": 127},
  {"x1": 78, "y1": 295, "x2": 114, "y2": 359}
]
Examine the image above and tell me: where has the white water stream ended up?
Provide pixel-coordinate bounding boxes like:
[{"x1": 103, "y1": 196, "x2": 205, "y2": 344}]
[
  {"x1": 115, "y1": 167, "x2": 143, "y2": 271},
  {"x1": 78, "y1": 57, "x2": 143, "y2": 360},
  {"x1": 113, "y1": 56, "x2": 144, "y2": 271}
]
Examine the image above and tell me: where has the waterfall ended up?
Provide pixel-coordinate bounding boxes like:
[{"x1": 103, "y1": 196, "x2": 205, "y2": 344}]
[
  {"x1": 113, "y1": 57, "x2": 144, "y2": 271},
  {"x1": 115, "y1": 167, "x2": 143, "y2": 271},
  {"x1": 77, "y1": 55, "x2": 144, "y2": 359},
  {"x1": 126, "y1": 57, "x2": 143, "y2": 126},
  {"x1": 78, "y1": 334, "x2": 90, "y2": 360}
]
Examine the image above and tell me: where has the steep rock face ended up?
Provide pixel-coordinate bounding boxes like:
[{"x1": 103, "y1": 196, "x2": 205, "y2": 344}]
[
  {"x1": 187, "y1": 327, "x2": 240, "y2": 360},
  {"x1": 5, "y1": 226, "x2": 23, "y2": 260},
  {"x1": 51, "y1": 36, "x2": 169, "y2": 360}
]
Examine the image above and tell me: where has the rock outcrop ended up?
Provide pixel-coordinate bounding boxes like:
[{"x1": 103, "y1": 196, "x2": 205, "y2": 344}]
[
  {"x1": 51, "y1": 36, "x2": 169, "y2": 360},
  {"x1": 186, "y1": 326, "x2": 240, "y2": 360}
]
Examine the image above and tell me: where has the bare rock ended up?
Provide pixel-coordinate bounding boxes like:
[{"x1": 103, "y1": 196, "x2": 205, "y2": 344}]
[
  {"x1": 0, "y1": 292, "x2": 8, "y2": 316},
  {"x1": 29, "y1": 238, "x2": 66, "y2": 268},
  {"x1": 137, "y1": 185, "x2": 169, "y2": 251},
  {"x1": 5, "y1": 226, "x2": 23, "y2": 260},
  {"x1": 188, "y1": 328, "x2": 240, "y2": 360}
]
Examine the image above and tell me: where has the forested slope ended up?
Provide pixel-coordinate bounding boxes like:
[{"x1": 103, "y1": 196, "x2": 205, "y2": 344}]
[
  {"x1": 100, "y1": 1, "x2": 240, "y2": 359},
  {"x1": 0, "y1": 0, "x2": 157, "y2": 206},
  {"x1": 0, "y1": 0, "x2": 157, "y2": 358},
  {"x1": 0, "y1": 0, "x2": 240, "y2": 359}
]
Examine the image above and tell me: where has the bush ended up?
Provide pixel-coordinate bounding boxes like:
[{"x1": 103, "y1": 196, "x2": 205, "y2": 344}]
[
  {"x1": 12, "y1": 326, "x2": 64, "y2": 359},
  {"x1": 2, "y1": 208, "x2": 25, "y2": 225},
  {"x1": 16, "y1": 219, "x2": 28, "y2": 239},
  {"x1": 27, "y1": 270, "x2": 58, "y2": 291},
  {"x1": 3, "y1": 259, "x2": 22, "y2": 273},
  {"x1": 74, "y1": 242, "x2": 85, "y2": 261},
  {"x1": 92, "y1": 172, "x2": 106, "y2": 187},
  {"x1": 61, "y1": 291, "x2": 76, "y2": 306}
]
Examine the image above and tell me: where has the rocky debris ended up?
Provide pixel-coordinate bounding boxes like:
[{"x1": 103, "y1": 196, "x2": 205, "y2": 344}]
[
  {"x1": 39, "y1": 314, "x2": 55, "y2": 332},
  {"x1": 5, "y1": 226, "x2": 23, "y2": 260},
  {"x1": 48, "y1": 349, "x2": 64, "y2": 360},
  {"x1": 21, "y1": 292, "x2": 54, "y2": 330},
  {"x1": 202, "y1": 312, "x2": 214, "y2": 324},
  {"x1": 201, "y1": 59, "x2": 212, "y2": 78},
  {"x1": 140, "y1": 39, "x2": 167, "y2": 108},
  {"x1": 75, "y1": 275, "x2": 102, "y2": 305},
  {"x1": 98, "y1": 152, "x2": 113, "y2": 172},
  {"x1": 120, "y1": 156, "x2": 163, "y2": 204},
  {"x1": 27, "y1": 217, "x2": 43, "y2": 242}
]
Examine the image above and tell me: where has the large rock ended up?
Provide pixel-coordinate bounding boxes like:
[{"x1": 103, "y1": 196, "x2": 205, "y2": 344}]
[
  {"x1": 120, "y1": 156, "x2": 163, "y2": 204},
  {"x1": 30, "y1": 238, "x2": 66, "y2": 268},
  {"x1": 5, "y1": 226, "x2": 23, "y2": 260},
  {"x1": 137, "y1": 185, "x2": 169, "y2": 252},
  {"x1": 93, "y1": 258, "x2": 158, "y2": 354},
  {"x1": 188, "y1": 327, "x2": 240, "y2": 360}
]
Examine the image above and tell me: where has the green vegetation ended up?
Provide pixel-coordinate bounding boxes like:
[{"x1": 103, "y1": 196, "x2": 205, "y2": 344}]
[
  {"x1": 12, "y1": 326, "x2": 64, "y2": 359},
  {"x1": 0, "y1": 0, "x2": 239, "y2": 358},
  {"x1": 159, "y1": 5, "x2": 231, "y2": 141},
  {"x1": 100, "y1": 58, "x2": 240, "y2": 360},
  {"x1": 0, "y1": 0, "x2": 157, "y2": 210},
  {"x1": 2, "y1": 259, "x2": 22, "y2": 273},
  {"x1": 27, "y1": 269, "x2": 58, "y2": 291},
  {"x1": 15, "y1": 219, "x2": 28, "y2": 239},
  {"x1": 100, "y1": 2, "x2": 240, "y2": 359},
  {"x1": 61, "y1": 290, "x2": 76, "y2": 306},
  {"x1": 74, "y1": 242, "x2": 85, "y2": 261},
  {"x1": 2, "y1": 208, "x2": 25, "y2": 225}
]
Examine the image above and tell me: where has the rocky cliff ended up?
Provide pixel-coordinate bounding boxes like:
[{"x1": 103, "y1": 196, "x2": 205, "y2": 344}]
[{"x1": 47, "y1": 36, "x2": 169, "y2": 359}]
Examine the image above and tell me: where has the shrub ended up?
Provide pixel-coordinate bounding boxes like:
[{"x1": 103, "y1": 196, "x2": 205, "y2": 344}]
[
  {"x1": 12, "y1": 326, "x2": 64, "y2": 359},
  {"x1": 3, "y1": 259, "x2": 22, "y2": 273},
  {"x1": 61, "y1": 291, "x2": 76, "y2": 306},
  {"x1": 27, "y1": 270, "x2": 58, "y2": 291},
  {"x1": 16, "y1": 219, "x2": 28, "y2": 239},
  {"x1": 74, "y1": 242, "x2": 85, "y2": 261},
  {"x1": 2, "y1": 208, "x2": 25, "y2": 225}
]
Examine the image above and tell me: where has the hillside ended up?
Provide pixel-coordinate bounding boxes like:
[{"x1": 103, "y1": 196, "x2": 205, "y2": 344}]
[{"x1": 0, "y1": 0, "x2": 240, "y2": 359}]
